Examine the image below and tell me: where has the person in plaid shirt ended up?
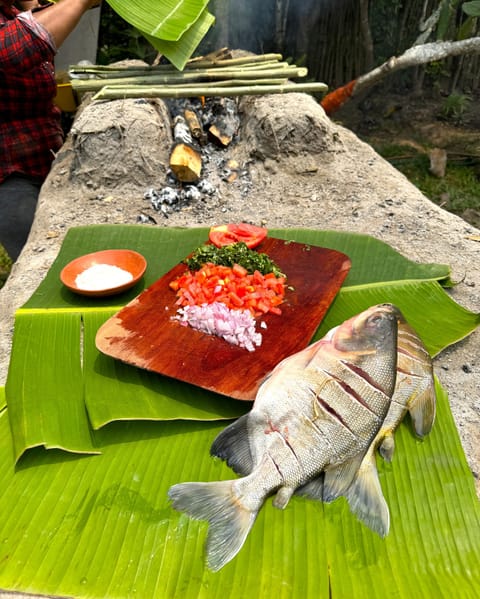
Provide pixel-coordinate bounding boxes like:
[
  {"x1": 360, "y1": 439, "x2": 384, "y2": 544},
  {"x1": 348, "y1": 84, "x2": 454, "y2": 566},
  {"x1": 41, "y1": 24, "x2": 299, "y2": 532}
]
[{"x1": 0, "y1": 0, "x2": 101, "y2": 261}]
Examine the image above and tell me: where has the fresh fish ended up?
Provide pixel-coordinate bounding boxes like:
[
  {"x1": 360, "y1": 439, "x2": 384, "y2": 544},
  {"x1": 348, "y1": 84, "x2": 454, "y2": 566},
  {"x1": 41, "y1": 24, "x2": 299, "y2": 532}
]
[
  {"x1": 168, "y1": 304, "x2": 400, "y2": 571},
  {"x1": 312, "y1": 310, "x2": 436, "y2": 537}
]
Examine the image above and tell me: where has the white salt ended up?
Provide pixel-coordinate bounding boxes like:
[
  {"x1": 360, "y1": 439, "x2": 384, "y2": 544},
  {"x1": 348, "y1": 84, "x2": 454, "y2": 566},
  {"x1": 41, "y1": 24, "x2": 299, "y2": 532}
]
[{"x1": 75, "y1": 263, "x2": 133, "y2": 291}]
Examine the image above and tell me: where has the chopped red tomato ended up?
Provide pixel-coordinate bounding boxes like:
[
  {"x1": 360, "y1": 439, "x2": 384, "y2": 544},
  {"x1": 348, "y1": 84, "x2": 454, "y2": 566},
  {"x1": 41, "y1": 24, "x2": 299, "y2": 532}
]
[
  {"x1": 169, "y1": 262, "x2": 286, "y2": 317},
  {"x1": 209, "y1": 223, "x2": 268, "y2": 249}
]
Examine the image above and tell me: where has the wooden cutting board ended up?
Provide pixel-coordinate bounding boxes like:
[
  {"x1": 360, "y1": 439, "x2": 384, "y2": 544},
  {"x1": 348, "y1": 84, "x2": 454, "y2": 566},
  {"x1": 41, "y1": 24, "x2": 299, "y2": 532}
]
[{"x1": 95, "y1": 237, "x2": 351, "y2": 400}]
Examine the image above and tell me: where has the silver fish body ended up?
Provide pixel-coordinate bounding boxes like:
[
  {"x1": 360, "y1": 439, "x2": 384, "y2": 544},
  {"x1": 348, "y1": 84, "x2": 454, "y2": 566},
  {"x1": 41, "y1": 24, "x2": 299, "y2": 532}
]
[
  {"x1": 320, "y1": 310, "x2": 436, "y2": 537},
  {"x1": 168, "y1": 303, "x2": 400, "y2": 571}
]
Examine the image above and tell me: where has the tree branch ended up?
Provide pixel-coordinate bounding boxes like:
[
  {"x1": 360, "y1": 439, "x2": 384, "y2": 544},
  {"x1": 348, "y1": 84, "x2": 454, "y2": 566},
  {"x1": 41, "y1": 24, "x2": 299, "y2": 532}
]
[{"x1": 321, "y1": 37, "x2": 480, "y2": 115}]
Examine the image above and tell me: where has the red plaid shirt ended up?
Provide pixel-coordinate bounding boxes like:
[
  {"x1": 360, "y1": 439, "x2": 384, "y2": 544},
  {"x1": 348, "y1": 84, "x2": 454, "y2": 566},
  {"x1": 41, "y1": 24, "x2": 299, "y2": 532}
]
[{"x1": 0, "y1": 3, "x2": 64, "y2": 184}]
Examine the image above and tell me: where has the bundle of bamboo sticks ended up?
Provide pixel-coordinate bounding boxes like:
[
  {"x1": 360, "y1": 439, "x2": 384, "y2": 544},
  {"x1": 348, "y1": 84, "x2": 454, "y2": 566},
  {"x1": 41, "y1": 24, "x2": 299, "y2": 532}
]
[{"x1": 69, "y1": 51, "x2": 328, "y2": 101}]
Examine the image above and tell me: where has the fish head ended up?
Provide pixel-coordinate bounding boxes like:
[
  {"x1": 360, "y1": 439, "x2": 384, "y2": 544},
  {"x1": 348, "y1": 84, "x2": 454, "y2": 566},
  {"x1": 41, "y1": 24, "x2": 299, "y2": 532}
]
[
  {"x1": 330, "y1": 303, "x2": 400, "y2": 398},
  {"x1": 332, "y1": 303, "x2": 400, "y2": 353}
]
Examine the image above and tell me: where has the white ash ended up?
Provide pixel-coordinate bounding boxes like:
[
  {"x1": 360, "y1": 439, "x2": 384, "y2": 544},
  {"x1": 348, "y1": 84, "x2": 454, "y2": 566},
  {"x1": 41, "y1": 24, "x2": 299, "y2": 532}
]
[
  {"x1": 144, "y1": 186, "x2": 180, "y2": 212},
  {"x1": 173, "y1": 115, "x2": 194, "y2": 145},
  {"x1": 197, "y1": 179, "x2": 216, "y2": 195},
  {"x1": 144, "y1": 178, "x2": 218, "y2": 216},
  {"x1": 181, "y1": 186, "x2": 202, "y2": 202},
  {"x1": 136, "y1": 213, "x2": 157, "y2": 224}
]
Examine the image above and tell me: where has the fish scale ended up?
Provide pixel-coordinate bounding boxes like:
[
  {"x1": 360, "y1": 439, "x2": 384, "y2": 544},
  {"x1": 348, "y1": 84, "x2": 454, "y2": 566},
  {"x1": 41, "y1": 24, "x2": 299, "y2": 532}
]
[
  {"x1": 313, "y1": 376, "x2": 384, "y2": 429},
  {"x1": 332, "y1": 359, "x2": 393, "y2": 416}
]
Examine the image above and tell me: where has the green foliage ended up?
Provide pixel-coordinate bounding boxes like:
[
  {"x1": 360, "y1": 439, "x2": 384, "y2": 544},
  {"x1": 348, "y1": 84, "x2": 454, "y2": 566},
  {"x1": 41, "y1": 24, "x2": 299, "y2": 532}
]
[
  {"x1": 97, "y1": 5, "x2": 158, "y2": 64},
  {"x1": 376, "y1": 143, "x2": 480, "y2": 219},
  {"x1": 423, "y1": 60, "x2": 450, "y2": 91},
  {"x1": 107, "y1": 0, "x2": 209, "y2": 41},
  {"x1": 440, "y1": 92, "x2": 472, "y2": 123},
  {"x1": 409, "y1": 162, "x2": 480, "y2": 217},
  {"x1": 436, "y1": 0, "x2": 456, "y2": 41},
  {"x1": 0, "y1": 245, "x2": 12, "y2": 290},
  {"x1": 184, "y1": 242, "x2": 285, "y2": 276},
  {"x1": 2, "y1": 226, "x2": 479, "y2": 598},
  {"x1": 96, "y1": 1, "x2": 214, "y2": 68},
  {"x1": 369, "y1": 0, "x2": 405, "y2": 62},
  {"x1": 367, "y1": 0, "x2": 479, "y2": 93},
  {"x1": 463, "y1": 1, "x2": 480, "y2": 16}
]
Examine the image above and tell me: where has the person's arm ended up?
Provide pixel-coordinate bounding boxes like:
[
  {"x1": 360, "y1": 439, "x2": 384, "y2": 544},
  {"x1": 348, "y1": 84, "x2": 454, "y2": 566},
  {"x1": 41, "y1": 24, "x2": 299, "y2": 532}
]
[{"x1": 31, "y1": 0, "x2": 101, "y2": 48}]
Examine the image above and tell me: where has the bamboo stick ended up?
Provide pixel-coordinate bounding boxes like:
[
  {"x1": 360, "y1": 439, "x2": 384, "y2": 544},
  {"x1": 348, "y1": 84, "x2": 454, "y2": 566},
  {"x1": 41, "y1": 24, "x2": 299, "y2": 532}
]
[
  {"x1": 70, "y1": 62, "x2": 294, "y2": 82},
  {"x1": 226, "y1": 62, "x2": 293, "y2": 72},
  {"x1": 158, "y1": 78, "x2": 289, "y2": 88},
  {"x1": 69, "y1": 53, "x2": 286, "y2": 76},
  {"x1": 72, "y1": 66, "x2": 309, "y2": 93},
  {"x1": 92, "y1": 82, "x2": 328, "y2": 101},
  {"x1": 193, "y1": 78, "x2": 288, "y2": 87},
  {"x1": 69, "y1": 64, "x2": 288, "y2": 80},
  {"x1": 184, "y1": 52, "x2": 284, "y2": 69}
]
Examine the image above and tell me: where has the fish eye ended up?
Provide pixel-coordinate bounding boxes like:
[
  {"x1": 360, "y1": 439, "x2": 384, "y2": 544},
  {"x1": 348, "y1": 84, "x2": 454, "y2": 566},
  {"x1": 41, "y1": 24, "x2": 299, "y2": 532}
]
[{"x1": 368, "y1": 314, "x2": 384, "y2": 325}]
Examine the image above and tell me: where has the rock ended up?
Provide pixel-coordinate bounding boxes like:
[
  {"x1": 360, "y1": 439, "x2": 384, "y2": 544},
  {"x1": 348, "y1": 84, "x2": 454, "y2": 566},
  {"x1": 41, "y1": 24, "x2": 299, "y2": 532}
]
[
  {"x1": 429, "y1": 147, "x2": 447, "y2": 177},
  {"x1": 70, "y1": 98, "x2": 172, "y2": 193}
]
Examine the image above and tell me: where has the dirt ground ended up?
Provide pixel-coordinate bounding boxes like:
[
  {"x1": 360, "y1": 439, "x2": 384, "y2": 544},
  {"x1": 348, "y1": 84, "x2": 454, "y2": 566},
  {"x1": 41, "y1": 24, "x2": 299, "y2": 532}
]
[
  {"x1": 0, "y1": 90, "x2": 479, "y2": 505},
  {"x1": 334, "y1": 89, "x2": 480, "y2": 226}
]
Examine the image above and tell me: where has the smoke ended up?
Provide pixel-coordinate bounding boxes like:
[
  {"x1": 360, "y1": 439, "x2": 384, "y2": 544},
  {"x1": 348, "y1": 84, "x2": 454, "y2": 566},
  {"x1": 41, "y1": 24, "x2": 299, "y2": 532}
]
[
  {"x1": 199, "y1": 1, "x2": 338, "y2": 66},
  {"x1": 199, "y1": 1, "x2": 367, "y2": 87}
]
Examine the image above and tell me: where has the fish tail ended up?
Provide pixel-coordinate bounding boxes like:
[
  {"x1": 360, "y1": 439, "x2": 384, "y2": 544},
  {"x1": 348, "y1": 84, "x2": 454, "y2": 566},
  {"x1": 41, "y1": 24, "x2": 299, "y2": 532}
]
[{"x1": 168, "y1": 480, "x2": 257, "y2": 571}]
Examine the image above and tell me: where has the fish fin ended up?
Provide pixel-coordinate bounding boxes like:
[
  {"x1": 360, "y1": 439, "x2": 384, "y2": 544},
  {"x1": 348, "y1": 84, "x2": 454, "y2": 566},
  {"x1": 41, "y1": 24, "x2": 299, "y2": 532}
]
[
  {"x1": 273, "y1": 485, "x2": 295, "y2": 509},
  {"x1": 169, "y1": 480, "x2": 257, "y2": 571},
  {"x1": 408, "y1": 383, "x2": 436, "y2": 437},
  {"x1": 210, "y1": 414, "x2": 254, "y2": 475},
  {"x1": 295, "y1": 473, "x2": 325, "y2": 501},
  {"x1": 344, "y1": 452, "x2": 390, "y2": 537},
  {"x1": 378, "y1": 432, "x2": 395, "y2": 462},
  {"x1": 322, "y1": 453, "x2": 365, "y2": 503}
]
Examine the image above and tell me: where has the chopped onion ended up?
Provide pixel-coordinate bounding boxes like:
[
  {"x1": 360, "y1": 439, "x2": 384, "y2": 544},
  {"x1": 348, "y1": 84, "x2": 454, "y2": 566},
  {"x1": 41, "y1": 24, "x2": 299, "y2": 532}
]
[{"x1": 173, "y1": 301, "x2": 262, "y2": 351}]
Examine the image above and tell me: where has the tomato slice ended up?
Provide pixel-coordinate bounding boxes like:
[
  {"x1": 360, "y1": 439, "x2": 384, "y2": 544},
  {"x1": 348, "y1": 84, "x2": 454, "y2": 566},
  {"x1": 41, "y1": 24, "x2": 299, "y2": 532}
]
[{"x1": 209, "y1": 223, "x2": 268, "y2": 249}]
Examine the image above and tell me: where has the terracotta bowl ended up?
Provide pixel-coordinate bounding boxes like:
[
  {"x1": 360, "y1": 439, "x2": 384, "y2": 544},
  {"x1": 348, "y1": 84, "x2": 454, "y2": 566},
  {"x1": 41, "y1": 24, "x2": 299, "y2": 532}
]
[{"x1": 60, "y1": 249, "x2": 147, "y2": 297}]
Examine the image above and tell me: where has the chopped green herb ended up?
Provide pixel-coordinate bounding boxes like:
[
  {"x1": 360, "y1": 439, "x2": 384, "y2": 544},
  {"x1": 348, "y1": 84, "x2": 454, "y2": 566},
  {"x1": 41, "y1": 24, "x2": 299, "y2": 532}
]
[{"x1": 184, "y1": 242, "x2": 285, "y2": 277}]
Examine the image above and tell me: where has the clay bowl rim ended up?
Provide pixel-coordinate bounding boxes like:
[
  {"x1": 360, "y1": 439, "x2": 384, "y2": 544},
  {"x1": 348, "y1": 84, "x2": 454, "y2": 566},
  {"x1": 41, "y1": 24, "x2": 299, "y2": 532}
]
[{"x1": 60, "y1": 249, "x2": 147, "y2": 297}]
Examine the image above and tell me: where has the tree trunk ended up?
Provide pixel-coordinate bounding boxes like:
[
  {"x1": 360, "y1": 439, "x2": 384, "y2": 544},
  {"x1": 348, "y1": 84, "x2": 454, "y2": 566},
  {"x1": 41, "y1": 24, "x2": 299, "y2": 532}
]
[{"x1": 359, "y1": 0, "x2": 374, "y2": 71}]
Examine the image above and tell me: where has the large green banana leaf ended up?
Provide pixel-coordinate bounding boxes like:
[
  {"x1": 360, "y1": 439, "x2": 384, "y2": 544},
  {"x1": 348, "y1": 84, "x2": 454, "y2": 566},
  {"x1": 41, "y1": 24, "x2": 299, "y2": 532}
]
[
  {"x1": 0, "y1": 379, "x2": 479, "y2": 598},
  {"x1": 107, "y1": 0, "x2": 210, "y2": 41},
  {"x1": 2, "y1": 225, "x2": 479, "y2": 597},
  {"x1": 143, "y1": 8, "x2": 216, "y2": 71},
  {"x1": 106, "y1": 0, "x2": 214, "y2": 69}
]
